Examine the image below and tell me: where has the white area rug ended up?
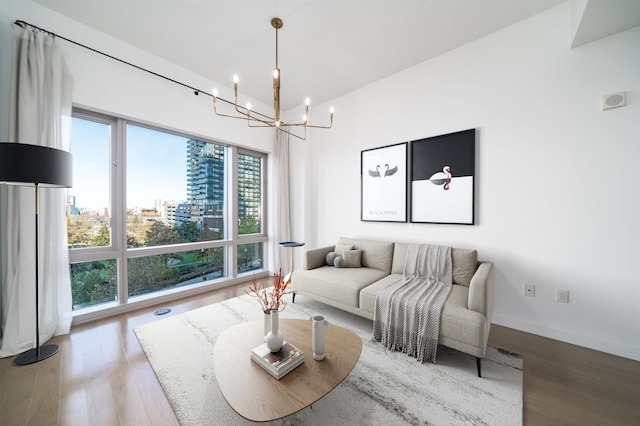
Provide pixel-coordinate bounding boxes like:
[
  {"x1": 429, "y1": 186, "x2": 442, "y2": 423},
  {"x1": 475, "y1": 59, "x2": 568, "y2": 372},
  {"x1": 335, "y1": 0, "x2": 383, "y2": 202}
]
[{"x1": 134, "y1": 294, "x2": 522, "y2": 425}]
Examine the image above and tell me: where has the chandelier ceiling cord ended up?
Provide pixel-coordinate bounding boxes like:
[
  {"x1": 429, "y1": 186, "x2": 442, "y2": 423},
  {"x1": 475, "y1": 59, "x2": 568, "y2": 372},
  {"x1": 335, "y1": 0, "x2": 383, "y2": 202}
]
[{"x1": 212, "y1": 17, "x2": 334, "y2": 140}]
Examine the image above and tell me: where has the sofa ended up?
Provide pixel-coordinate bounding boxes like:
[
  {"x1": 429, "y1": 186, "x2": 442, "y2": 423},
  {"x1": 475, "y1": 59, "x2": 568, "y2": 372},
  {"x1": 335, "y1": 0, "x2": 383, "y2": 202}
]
[{"x1": 292, "y1": 237, "x2": 494, "y2": 377}]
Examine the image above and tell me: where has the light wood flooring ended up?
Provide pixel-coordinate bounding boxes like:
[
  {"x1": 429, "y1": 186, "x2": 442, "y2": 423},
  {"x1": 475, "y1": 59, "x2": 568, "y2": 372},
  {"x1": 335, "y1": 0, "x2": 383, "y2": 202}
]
[{"x1": 1, "y1": 283, "x2": 638, "y2": 425}]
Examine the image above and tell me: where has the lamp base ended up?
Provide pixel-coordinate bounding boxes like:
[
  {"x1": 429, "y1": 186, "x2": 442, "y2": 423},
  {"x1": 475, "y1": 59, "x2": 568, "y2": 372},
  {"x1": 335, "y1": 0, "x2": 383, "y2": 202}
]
[{"x1": 13, "y1": 344, "x2": 59, "y2": 366}]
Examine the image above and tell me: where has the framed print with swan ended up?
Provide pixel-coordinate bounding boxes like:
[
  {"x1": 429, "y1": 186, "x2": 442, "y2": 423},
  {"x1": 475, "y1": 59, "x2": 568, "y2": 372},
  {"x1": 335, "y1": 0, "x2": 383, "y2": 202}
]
[
  {"x1": 361, "y1": 142, "x2": 407, "y2": 222},
  {"x1": 410, "y1": 129, "x2": 475, "y2": 225}
]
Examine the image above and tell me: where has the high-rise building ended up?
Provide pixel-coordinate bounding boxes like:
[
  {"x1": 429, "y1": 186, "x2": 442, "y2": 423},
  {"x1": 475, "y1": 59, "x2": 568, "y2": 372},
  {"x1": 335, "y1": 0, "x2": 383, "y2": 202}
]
[
  {"x1": 67, "y1": 194, "x2": 80, "y2": 215},
  {"x1": 187, "y1": 139, "x2": 224, "y2": 231},
  {"x1": 237, "y1": 153, "x2": 261, "y2": 225}
]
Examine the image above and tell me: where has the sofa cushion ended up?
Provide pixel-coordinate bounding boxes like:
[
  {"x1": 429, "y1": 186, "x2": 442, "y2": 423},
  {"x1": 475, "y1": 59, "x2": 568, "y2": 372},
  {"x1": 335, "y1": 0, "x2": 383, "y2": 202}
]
[
  {"x1": 391, "y1": 242, "x2": 410, "y2": 274},
  {"x1": 359, "y1": 273, "x2": 404, "y2": 314},
  {"x1": 341, "y1": 249, "x2": 362, "y2": 268},
  {"x1": 392, "y1": 243, "x2": 478, "y2": 287},
  {"x1": 451, "y1": 248, "x2": 478, "y2": 287},
  {"x1": 338, "y1": 237, "x2": 393, "y2": 273},
  {"x1": 334, "y1": 244, "x2": 354, "y2": 257},
  {"x1": 294, "y1": 266, "x2": 388, "y2": 308}
]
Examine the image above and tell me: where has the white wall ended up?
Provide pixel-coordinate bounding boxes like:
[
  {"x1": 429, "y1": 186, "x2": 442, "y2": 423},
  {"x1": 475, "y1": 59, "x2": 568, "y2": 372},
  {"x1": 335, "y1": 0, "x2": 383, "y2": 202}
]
[{"x1": 290, "y1": 3, "x2": 640, "y2": 360}]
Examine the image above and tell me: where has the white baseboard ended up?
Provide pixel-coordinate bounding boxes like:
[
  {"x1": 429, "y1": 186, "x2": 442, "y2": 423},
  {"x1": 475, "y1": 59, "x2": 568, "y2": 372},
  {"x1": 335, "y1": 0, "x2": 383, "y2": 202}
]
[{"x1": 492, "y1": 314, "x2": 640, "y2": 361}]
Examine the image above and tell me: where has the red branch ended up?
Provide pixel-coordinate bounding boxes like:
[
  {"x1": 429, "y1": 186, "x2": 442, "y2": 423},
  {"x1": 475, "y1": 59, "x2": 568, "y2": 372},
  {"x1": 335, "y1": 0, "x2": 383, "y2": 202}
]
[{"x1": 245, "y1": 268, "x2": 294, "y2": 313}]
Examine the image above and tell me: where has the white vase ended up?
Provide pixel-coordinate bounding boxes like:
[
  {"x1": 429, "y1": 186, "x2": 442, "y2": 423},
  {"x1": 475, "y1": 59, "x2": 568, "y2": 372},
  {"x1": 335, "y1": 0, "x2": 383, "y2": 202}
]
[
  {"x1": 311, "y1": 315, "x2": 329, "y2": 361},
  {"x1": 265, "y1": 309, "x2": 283, "y2": 352},
  {"x1": 263, "y1": 311, "x2": 271, "y2": 337}
]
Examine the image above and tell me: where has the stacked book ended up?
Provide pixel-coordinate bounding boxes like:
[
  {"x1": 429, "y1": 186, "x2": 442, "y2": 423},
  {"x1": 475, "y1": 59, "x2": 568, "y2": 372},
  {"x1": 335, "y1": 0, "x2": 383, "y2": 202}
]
[{"x1": 251, "y1": 341, "x2": 304, "y2": 379}]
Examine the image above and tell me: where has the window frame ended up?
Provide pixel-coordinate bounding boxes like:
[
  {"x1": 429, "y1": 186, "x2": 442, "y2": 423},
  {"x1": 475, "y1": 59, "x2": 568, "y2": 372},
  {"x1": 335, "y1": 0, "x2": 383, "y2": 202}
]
[{"x1": 68, "y1": 108, "x2": 269, "y2": 321}]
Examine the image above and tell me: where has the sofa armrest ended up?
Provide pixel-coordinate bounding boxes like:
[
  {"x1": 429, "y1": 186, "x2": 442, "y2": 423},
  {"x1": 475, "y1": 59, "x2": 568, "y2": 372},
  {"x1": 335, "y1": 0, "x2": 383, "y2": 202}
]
[
  {"x1": 303, "y1": 245, "x2": 335, "y2": 270},
  {"x1": 467, "y1": 262, "x2": 494, "y2": 324}
]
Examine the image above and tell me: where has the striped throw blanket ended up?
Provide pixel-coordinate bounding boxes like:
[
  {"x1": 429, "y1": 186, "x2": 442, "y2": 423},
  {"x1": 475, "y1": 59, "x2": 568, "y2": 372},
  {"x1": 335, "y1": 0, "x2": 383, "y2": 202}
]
[{"x1": 372, "y1": 244, "x2": 452, "y2": 363}]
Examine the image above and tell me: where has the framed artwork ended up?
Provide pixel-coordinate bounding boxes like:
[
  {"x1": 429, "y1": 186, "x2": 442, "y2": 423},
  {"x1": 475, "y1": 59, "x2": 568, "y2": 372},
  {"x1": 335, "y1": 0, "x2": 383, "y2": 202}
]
[
  {"x1": 410, "y1": 129, "x2": 475, "y2": 225},
  {"x1": 361, "y1": 142, "x2": 407, "y2": 222}
]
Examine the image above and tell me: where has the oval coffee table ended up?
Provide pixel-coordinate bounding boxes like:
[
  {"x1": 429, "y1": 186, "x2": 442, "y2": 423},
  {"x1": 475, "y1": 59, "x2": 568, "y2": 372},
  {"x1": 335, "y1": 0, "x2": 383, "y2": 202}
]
[{"x1": 213, "y1": 318, "x2": 362, "y2": 422}]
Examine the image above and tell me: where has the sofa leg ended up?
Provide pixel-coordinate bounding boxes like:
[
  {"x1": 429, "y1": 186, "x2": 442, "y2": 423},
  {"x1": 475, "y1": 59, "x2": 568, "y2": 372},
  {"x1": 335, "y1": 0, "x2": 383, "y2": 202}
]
[
  {"x1": 292, "y1": 292, "x2": 296, "y2": 303},
  {"x1": 476, "y1": 357, "x2": 482, "y2": 378}
]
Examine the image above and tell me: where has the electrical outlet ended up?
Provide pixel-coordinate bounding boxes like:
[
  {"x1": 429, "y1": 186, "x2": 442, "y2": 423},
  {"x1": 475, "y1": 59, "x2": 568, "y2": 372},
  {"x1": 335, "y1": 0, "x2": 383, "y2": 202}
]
[
  {"x1": 524, "y1": 284, "x2": 535, "y2": 297},
  {"x1": 557, "y1": 289, "x2": 569, "y2": 303}
]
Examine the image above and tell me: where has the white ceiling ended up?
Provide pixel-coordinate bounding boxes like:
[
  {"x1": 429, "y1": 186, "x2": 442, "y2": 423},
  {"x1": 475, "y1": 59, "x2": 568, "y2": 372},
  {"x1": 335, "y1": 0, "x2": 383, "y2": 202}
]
[{"x1": 32, "y1": 0, "x2": 639, "y2": 113}]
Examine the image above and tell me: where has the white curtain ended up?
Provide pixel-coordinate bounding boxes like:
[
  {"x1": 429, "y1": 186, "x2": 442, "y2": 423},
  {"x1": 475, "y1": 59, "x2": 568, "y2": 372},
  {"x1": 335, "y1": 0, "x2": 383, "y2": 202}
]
[
  {"x1": 0, "y1": 24, "x2": 73, "y2": 357},
  {"x1": 271, "y1": 129, "x2": 291, "y2": 273}
]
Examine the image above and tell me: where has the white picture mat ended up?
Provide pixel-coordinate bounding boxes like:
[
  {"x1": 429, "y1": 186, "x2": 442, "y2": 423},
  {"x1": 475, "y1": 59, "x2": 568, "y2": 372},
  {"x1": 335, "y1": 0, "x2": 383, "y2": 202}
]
[
  {"x1": 411, "y1": 176, "x2": 473, "y2": 223},
  {"x1": 361, "y1": 143, "x2": 407, "y2": 222}
]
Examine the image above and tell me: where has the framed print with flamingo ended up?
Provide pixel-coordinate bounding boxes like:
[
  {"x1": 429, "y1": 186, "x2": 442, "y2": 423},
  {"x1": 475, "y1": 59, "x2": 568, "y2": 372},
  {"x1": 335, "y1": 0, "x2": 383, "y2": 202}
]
[
  {"x1": 410, "y1": 129, "x2": 475, "y2": 225},
  {"x1": 361, "y1": 142, "x2": 407, "y2": 222}
]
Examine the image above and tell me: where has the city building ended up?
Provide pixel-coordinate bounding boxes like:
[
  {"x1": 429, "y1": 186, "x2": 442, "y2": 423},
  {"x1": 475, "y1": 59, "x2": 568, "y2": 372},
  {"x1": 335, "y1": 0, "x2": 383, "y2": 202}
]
[{"x1": 187, "y1": 139, "x2": 224, "y2": 231}]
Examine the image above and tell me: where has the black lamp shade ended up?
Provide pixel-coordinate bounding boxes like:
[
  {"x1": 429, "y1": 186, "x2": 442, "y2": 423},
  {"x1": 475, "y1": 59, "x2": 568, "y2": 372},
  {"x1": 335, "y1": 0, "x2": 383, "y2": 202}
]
[{"x1": 0, "y1": 142, "x2": 72, "y2": 188}]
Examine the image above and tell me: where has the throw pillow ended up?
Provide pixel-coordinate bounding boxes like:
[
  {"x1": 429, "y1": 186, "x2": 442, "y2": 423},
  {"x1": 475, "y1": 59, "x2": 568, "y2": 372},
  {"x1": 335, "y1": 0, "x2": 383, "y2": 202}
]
[
  {"x1": 342, "y1": 249, "x2": 362, "y2": 268},
  {"x1": 326, "y1": 251, "x2": 337, "y2": 266},
  {"x1": 334, "y1": 243, "x2": 354, "y2": 258},
  {"x1": 452, "y1": 248, "x2": 478, "y2": 286},
  {"x1": 334, "y1": 249, "x2": 362, "y2": 268}
]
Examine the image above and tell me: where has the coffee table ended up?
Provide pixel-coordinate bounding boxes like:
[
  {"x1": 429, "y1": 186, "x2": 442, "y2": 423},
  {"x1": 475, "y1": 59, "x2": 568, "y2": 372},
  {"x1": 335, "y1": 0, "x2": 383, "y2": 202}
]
[{"x1": 213, "y1": 318, "x2": 362, "y2": 422}]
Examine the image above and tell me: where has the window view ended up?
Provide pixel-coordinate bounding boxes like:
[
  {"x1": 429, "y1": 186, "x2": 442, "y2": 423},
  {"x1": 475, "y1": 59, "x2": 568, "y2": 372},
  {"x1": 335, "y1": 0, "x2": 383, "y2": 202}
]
[
  {"x1": 67, "y1": 110, "x2": 267, "y2": 313},
  {"x1": 70, "y1": 259, "x2": 117, "y2": 310},
  {"x1": 128, "y1": 247, "x2": 225, "y2": 298},
  {"x1": 126, "y1": 125, "x2": 225, "y2": 248},
  {"x1": 67, "y1": 117, "x2": 111, "y2": 248},
  {"x1": 238, "y1": 152, "x2": 262, "y2": 235},
  {"x1": 237, "y1": 242, "x2": 263, "y2": 274}
]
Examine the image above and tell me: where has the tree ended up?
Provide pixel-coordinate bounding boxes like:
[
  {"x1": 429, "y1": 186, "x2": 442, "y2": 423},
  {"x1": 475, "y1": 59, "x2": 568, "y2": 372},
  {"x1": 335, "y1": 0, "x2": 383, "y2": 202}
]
[
  {"x1": 70, "y1": 261, "x2": 116, "y2": 308},
  {"x1": 91, "y1": 223, "x2": 110, "y2": 246},
  {"x1": 199, "y1": 226, "x2": 220, "y2": 242},
  {"x1": 177, "y1": 221, "x2": 200, "y2": 242},
  {"x1": 128, "y1": 254, "x2": 180, "y2": 297},
  {"x1": 239, "y1": 215, "x2": 260, "y2": 235},
  {"x1": 146, "y1": 221, "x2": 182, "y2": 246},
  {"x1": 67, "y1": 215, "x2": 93, "y2": 248}
]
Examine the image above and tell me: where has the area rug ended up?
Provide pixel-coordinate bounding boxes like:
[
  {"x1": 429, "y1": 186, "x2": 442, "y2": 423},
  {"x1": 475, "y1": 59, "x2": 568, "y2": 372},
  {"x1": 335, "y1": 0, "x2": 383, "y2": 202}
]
[{"x1": 134, "y1": 293, "x2": 522, "y2": 425}]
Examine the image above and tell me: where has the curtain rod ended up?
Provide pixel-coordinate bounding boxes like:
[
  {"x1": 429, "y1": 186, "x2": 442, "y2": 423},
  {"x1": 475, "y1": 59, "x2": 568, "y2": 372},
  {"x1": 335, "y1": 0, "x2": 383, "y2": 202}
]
[{"x1": 14, "y1": 19, "x2": 272, "y2": 121}]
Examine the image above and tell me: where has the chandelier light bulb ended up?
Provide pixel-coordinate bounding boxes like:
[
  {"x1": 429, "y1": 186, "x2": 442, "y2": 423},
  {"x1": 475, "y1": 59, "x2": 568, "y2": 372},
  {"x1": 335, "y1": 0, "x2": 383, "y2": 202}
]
[
  {"x1": 303, "y1": 114, "x2": 308, "y2": 122},
  {"x1": 212, "y1": 88, "x2": 218, "y2": 97},
  {"x1": 273, "y1": 69, "x2": 279, "y2": 79},
  {"x1": 246, "y1": 102, "x2": 252, "y2": 111},
  {"x1": 305, "y1": 97, "x2": 310, "y2": 106},
  {"x1": 330, "y1": 106, "x2": 335, "y2": 114},
  {"x1": 275, "y1": 120, "x2": 280, "y2": 128},
  {"x1": 233, "y1": 74, "x2": 239, "y2": 84}
]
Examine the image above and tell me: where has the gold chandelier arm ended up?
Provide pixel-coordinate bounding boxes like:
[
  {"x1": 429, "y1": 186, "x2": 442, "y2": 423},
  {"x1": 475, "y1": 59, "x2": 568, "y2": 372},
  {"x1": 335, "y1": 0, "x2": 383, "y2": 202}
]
[
  {"x1": 281, "y1": 112, "x2": 333, "y2": 129},
  {"x1": 276, "y1": 125, "x2": 307, "y2": 141},
  {"x1": 213, "y1": 97, "x2": 275, "y2": 124},
  {"x1": 246, "y1": 111, "x2": 275, "y2": 127}
]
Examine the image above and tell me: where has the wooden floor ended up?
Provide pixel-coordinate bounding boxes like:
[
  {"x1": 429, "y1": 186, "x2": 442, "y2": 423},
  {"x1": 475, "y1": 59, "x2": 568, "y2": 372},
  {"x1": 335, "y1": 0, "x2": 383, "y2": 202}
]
[{"x1": 1, "y1": 284, "x2": 638, "y2": 426}]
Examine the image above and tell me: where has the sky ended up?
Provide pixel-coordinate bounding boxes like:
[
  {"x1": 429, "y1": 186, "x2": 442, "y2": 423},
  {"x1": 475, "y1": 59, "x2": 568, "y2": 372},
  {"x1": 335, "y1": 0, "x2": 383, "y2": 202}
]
[{"x1": 70, "y1": 117, "x2": 188, "y2": 210}]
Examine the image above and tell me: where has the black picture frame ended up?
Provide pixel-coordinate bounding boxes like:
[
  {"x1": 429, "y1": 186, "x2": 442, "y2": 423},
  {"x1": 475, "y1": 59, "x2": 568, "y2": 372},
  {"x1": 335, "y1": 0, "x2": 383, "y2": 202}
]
[
  {"x1": 410, "y1": 129, "x2": 475, "y2": 225},
  {"x1": 361, "y1": 142, "x2": 408, "y2": 222}
]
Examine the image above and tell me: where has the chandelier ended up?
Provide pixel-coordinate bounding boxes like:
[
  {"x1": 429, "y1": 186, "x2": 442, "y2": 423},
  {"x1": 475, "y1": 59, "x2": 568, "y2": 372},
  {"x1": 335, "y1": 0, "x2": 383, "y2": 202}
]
[{"x1": 212, "y1": 17, "x2": 334, "y2": 140}]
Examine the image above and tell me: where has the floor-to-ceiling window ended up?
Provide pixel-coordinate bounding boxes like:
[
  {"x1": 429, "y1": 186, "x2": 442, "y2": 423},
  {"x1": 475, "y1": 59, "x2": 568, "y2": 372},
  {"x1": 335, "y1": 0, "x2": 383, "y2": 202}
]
[{"x1": 67, "y1": 109, "x2": 267, "y2": 314}]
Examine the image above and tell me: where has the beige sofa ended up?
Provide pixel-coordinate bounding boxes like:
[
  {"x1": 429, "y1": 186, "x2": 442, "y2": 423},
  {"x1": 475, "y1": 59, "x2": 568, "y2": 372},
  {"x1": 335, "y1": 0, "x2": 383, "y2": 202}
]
[{"x1": 292, "y1": 237, "x2": 494, "y2": 377}]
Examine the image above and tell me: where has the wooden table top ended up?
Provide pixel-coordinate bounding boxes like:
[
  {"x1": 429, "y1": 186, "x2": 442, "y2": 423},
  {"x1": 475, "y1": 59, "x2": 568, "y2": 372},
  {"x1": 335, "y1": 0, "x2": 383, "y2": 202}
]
[{"x1": 213, "y1": 318, "x2": 362, "y2": 422}]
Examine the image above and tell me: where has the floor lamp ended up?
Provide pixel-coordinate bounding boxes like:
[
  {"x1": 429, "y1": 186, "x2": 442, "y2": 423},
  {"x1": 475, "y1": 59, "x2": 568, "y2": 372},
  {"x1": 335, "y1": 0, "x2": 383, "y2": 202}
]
[{"x1": 0, "y1": 142, "x2": 72, "y2": 366}]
